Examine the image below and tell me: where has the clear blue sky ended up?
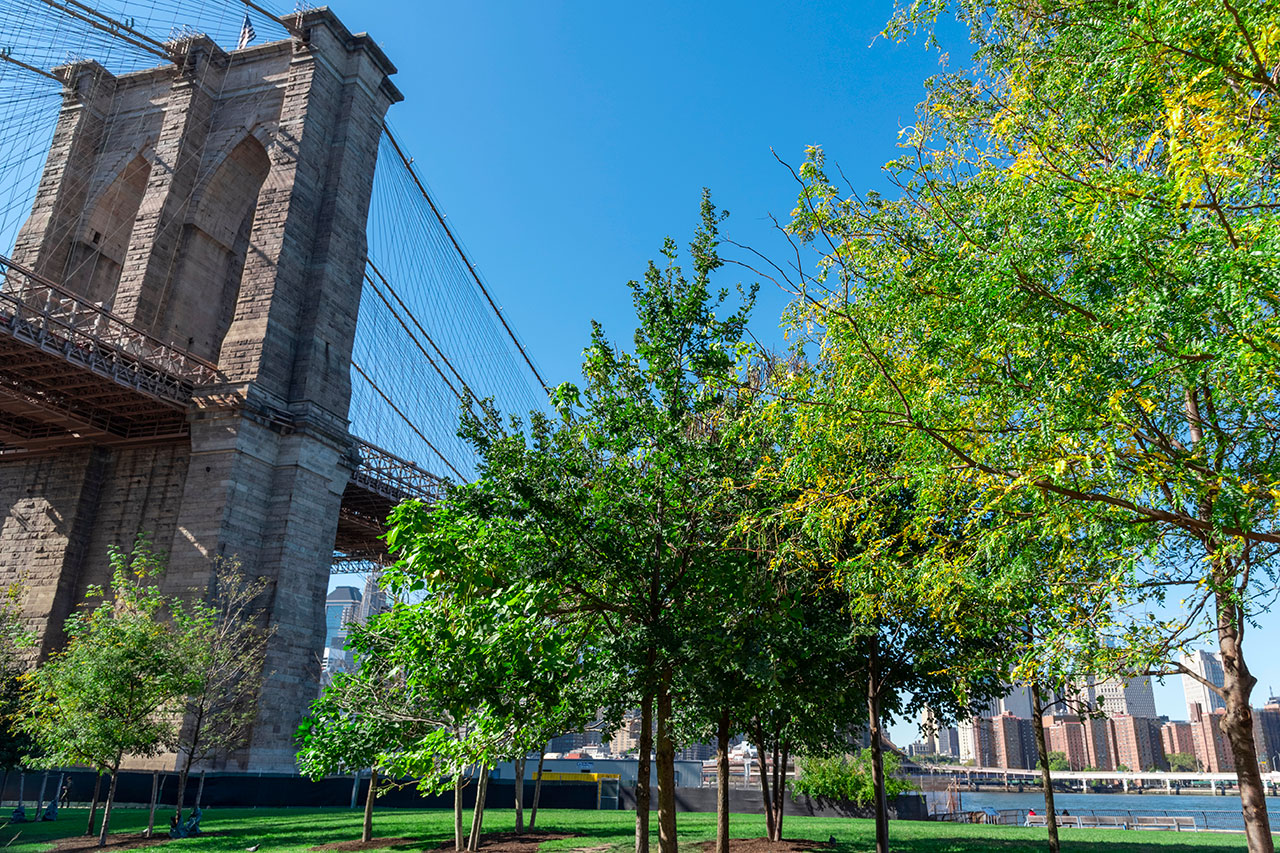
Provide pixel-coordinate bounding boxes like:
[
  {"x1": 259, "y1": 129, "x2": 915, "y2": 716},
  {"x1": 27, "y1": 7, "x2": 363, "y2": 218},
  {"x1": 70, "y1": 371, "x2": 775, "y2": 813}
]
[{"x1": 316, "y1": 1, "x2": 1279, "y2": 745}]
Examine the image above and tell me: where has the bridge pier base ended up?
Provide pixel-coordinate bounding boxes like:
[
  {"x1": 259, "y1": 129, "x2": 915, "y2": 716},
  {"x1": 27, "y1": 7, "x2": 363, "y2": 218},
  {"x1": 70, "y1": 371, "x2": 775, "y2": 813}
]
[{"x1": 169, "y1": 404, "x2": 355, "y2": 770}]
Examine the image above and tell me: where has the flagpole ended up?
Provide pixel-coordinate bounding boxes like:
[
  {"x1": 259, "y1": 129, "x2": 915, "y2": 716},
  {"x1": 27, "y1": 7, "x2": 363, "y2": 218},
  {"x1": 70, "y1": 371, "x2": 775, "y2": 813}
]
[{"x1": 237, "y1": 0, "x2": 301, "y2": 36}]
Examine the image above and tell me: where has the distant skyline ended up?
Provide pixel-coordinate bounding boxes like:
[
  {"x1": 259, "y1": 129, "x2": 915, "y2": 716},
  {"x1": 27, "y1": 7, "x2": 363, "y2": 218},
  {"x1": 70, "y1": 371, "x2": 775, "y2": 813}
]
[{"x1": 315, "y1": 1, "x2": 1280, "y2": 749}]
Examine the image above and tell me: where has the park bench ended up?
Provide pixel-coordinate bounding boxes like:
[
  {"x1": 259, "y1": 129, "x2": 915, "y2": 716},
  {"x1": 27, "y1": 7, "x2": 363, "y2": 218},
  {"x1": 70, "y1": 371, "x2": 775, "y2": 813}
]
[
  {"x1": 1131, "y1": 815, "x2": 1197, "y2": 831},
  {"x1": 1093, "y1": 816, "x2": 1130, "y2": 828}
]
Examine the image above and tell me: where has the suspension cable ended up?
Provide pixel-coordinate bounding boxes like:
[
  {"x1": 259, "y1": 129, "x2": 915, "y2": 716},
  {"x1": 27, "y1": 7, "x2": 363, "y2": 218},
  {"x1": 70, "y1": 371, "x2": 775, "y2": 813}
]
[
  {"x1": 351, "y1": 360, "x2": 467, "y2": 482},
  {"x1": 380, "y1": 123, "x2": 549, "y2": 396}
]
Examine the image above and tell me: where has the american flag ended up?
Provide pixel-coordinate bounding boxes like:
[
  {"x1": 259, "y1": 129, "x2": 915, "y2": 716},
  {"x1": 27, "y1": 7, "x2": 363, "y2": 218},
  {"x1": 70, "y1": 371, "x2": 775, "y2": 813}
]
[{"x1": 237, "y1": 14, "x2": 256, "y2": 50}]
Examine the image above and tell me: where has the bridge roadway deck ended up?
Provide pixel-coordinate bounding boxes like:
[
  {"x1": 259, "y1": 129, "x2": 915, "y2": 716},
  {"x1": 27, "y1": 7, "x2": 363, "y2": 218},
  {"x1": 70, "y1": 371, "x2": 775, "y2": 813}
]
[{"x1": 0, "y1": 254, "x2": 439, "y2": 563}]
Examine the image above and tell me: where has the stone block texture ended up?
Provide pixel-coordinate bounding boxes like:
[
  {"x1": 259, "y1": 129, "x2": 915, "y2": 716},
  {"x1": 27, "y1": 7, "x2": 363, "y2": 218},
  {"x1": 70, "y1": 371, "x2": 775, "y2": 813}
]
[{"x1": 0, "y1": 9, "x2": 402, "y2": 771}]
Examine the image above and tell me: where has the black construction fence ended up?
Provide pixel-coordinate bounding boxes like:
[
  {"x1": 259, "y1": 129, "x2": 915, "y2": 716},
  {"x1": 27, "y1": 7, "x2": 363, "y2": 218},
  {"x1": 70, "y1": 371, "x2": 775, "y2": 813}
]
[
  {"x1": 0, "y1": 770, "x2": 927, "y2": 821},
  {"x1": 0, "y1": 771, "x2": 599, "y2": 811}
]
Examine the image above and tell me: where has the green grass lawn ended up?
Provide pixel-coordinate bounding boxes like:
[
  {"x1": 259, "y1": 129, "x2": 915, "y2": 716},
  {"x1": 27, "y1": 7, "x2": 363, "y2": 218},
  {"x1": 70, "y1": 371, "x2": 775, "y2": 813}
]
[{"x1": 0, "y1": 807, "x2": 1261, "y2": 853}]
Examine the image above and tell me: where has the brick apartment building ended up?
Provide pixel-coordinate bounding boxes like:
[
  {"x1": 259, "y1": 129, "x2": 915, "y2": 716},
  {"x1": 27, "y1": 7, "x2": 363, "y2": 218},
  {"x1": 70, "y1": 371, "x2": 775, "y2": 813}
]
[
  {"x1": 1110, "y1": 715, "x2": 1166, "y2": 771},
  {"x1": 1190, "y1": 703, "x2": 1235, "y2": 772},
  {"x1": 1161, "y1": 721, "x2": 1195, "y2": 759}
]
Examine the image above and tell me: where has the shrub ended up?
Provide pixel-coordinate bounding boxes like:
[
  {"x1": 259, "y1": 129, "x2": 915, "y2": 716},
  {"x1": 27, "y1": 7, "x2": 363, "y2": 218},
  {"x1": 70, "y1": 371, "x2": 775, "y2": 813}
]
[{"x1": 790, "y1": 751, "x2": 913, "y2": 805}]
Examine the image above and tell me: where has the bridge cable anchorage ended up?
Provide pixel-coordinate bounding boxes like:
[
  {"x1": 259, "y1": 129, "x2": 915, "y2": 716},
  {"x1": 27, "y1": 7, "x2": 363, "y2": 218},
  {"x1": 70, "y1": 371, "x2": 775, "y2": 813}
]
[
  {"x1": 350, "y1": 360, "x2": 468, "y2": 483},
  {"x1": 33, "y1": 0, "x2": 174, "y2": 61},
  {"x1": 380, "y1": 123, "x2": 549, "y2": 397}
]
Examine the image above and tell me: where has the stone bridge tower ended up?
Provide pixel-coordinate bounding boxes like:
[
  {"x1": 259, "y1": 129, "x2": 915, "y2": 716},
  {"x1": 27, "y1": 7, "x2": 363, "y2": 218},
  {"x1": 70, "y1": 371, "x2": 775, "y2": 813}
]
[{"x1": 0, "y1": 9, "x2": 401, "y2": 770}]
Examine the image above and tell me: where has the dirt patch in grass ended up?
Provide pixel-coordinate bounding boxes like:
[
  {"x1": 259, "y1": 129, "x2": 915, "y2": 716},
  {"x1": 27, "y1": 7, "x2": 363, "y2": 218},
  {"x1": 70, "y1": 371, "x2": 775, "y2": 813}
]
[
  {"x1": 310, "y1": 838, "x2": 422, "y2": 852},
  {"x1": 697, "y1": 839, "x2": 833, "y2": 853},
  {"x1": 425, "y1": 832, "x2": 576, "y2": 853},
  {"x1": 46, "y1": 831, "x2": 232, "y2": 853}
]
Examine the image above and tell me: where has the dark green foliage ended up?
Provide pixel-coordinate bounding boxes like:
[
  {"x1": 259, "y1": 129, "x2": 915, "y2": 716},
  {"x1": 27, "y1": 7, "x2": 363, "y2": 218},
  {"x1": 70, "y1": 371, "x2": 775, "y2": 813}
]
[{"x1": 790, "y1": 752, "x2": 914, "y2": 805}]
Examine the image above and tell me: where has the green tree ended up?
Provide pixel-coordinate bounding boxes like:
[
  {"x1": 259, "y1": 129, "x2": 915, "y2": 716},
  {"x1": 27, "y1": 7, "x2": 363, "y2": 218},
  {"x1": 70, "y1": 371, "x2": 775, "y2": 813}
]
[
  {"x1": 172, "y1": 558, "x2": 272, "y2": 822},
  {"x1": 749, "y1": 381, "x2": 1007, "y2": 853},
  {"x1": 0, "y1": 585, "x2": 34, "y2": 773},
  {"x1": 451, "y1": 191, "x2": 758, "y2": 853},
  {"x1": 1167, "y1": 753, "x2": 1198, "y2": 773},
  {"x1": 682, "y1": 575, "x2": 868, "y2": 845},
  {"x1": 297, "y1": 665, "x2": 423, "y2": 844},
  {"x1": 1047, "y1": 753, "x2": 1069, "y2": 772},
  {"x1": 784, "y1": 0, "x2": 1280, "y2": 848},
  {"x1": 302, "y1": 501, "x2": 594, "y2": 851},
  {"x1": 20, "y1": 541, "x2": 191, "y2": 847}
]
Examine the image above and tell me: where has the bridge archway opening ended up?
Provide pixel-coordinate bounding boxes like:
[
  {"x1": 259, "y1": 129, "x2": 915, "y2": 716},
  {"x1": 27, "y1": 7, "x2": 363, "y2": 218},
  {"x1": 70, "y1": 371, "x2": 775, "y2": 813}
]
[
  {"x1": 63, "y1": 150, "x2": 152, "y2": 306},
  {"x1": 162, "y1": 134, "x2": 270, "y2": 361}
]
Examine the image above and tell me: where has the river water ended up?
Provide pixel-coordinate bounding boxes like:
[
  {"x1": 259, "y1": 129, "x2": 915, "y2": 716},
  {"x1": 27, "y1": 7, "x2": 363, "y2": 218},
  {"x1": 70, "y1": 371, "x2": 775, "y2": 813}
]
[{"x1": 954, "y1": 790, "x2": 1280, "y2": 832}]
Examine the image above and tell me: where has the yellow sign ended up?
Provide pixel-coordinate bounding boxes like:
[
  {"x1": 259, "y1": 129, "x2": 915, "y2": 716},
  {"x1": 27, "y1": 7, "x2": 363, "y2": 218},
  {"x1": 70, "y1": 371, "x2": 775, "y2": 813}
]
[{"x1": 531, "y1": 772, "x2": 621, "y2": 782}]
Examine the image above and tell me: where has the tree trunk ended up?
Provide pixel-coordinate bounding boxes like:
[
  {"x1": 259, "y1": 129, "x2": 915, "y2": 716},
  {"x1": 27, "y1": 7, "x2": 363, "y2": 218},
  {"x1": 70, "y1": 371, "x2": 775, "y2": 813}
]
[
  {"x1": 764, "y1": 739, "x2": 786, "y2": 842},
  {"x1": 97, "y1": 765, "x2": 120, "y2": 848},
  {"x1": 514, "y1": 757, "x2": 525, "y2": 834},
  {"x1": 529, "y1": 750, "x2": 546, "y2": 830},
  {"x1": 454, "y1": 776, "x2": 465, "y2": 853},
  {"x1": 635, "y1": 692, "x2": 653, "y2": 853},
  {"x1": 715, "y1": 709, "x2": 730, "y2": 853},
  {"x1": 195, "y1": 770, "x2": 206, "y2": 810},
  {"x1": 753, "y1": 724, "x2": 774, "y2": 844},
  {"x1": 174, "y1": 755, "x2": 192, "y2": 823},
  {"x1": 467, "y1": 769, "x2": 490, "y2": 853},
  {"x1": 146, "y1": 772, "x2": 160, "y2": 838},
  {"x1": 85, "y1": 773, "x2": 101, "y2": 836},
  {"x1": 36, "y1": 771, "x2": 48, "y2": 816},
  {"x1": 868, "y1": 671, "x2": 888, "y2": 853},
  {"x1": 362, "y1": 768, "x2": 378, "y2": 843},
  {"x1": 1029, "y1": 681, "x2": 1060, "y2": 853},
  {"x1": 774, "y1": 742, "x2": 789, "y2": 842},
  {"x1": 655, "y1": 682, "x2": 677, "y2": 853},
  {"x1": 1215, "y1": 584, "x2": 1274, "y2": 853}
]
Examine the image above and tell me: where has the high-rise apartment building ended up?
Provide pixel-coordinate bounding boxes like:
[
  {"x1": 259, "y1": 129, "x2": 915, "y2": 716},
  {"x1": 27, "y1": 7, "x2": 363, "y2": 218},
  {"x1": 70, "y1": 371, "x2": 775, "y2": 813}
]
[
  {"x1": 1182, "y1": 650, "x2": 1227, "y2": 720},
  {"x1": 609, "y1": 712, "x2": 652, "y2": 756},
  {"x1": 1045, "y1": 717, "x2": 1090, "y2": 770},
  {"x1": 959, "y1": 716, "x2": 996, "y2": 767},
  {"x1": 1190, "y1": 703, "x2": 1235, "y2": 772},
  {"x1": 985, "y1": 712, "x2": 1041, "y2": 770},
  {"x1": 1110, "y1": 715, "x2": 1166, "y2": 771},
  {"x1": 1084, "y1": 717, "x2": 1114, "y2": 770},
  {"x1": 1161, "y1": 721, "x2": 1196, "y2": 758},
  {"x1": 1252, "y1": 703, "x2": 1280, "y2": 771}
]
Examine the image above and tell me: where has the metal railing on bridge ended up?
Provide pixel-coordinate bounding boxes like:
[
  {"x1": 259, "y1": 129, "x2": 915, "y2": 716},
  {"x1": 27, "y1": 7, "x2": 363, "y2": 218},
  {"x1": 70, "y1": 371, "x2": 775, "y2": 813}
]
[
  {"x1": 350, "y1": 438, "x2": 444, "y2": 504},
  {"x1": 0, "y1": 254, "x2": 222, "y2": 407}
]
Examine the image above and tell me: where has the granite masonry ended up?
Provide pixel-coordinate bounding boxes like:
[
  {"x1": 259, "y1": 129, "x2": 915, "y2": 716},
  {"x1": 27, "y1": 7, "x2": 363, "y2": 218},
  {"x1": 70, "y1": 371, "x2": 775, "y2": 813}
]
[{"x1": 0, "y1": 8, "x2": 402, "y2": 771}]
